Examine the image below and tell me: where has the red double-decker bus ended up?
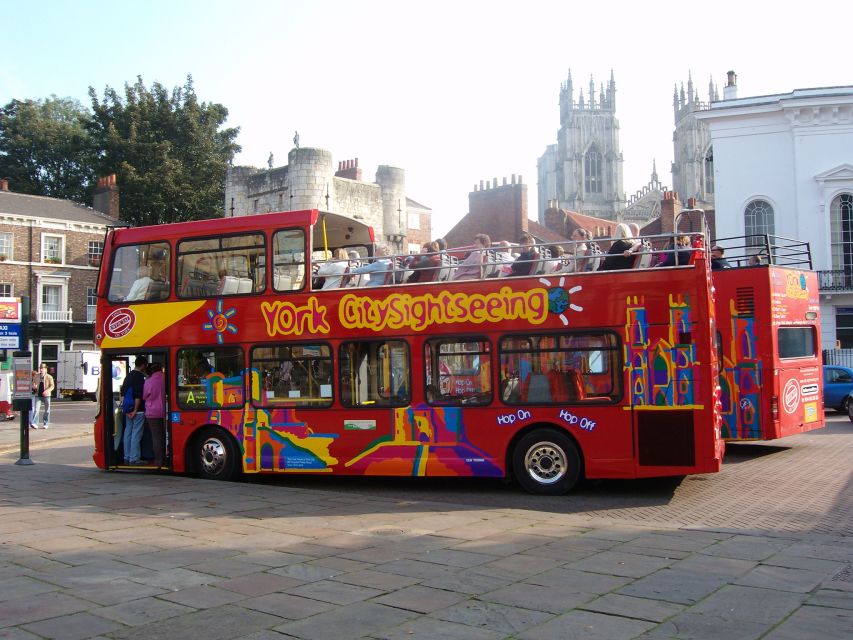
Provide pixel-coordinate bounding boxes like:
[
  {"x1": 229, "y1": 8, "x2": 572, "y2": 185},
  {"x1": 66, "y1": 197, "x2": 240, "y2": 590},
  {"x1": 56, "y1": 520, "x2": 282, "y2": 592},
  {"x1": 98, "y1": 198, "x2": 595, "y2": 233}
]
[
  {"x1": 92, "y1": 210, "x2": 724, "y2": 494},
  {"x1": 710, "y1": 235, "x2": 823, "y2": 440}
]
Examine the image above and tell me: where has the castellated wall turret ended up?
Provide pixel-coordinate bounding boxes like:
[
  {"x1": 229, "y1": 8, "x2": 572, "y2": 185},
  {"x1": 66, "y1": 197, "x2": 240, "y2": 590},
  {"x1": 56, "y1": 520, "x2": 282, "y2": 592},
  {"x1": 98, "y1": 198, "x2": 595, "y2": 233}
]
[
  {"x1": 376, "y1": 166, "x2": 406, "y2": 245},
  {"x1": 224, "y1": 148, "x2": 407, "y2": 246}
]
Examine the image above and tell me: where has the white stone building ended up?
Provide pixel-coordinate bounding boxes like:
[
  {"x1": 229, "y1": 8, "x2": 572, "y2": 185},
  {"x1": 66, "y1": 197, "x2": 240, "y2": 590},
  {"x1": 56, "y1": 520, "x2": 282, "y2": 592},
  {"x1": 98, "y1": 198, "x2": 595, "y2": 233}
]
[
  {"x1": 671, "y1": 71, "x2": 719, "y2": 209},
  {"x1": 537, "y1": 70, "x2": 626, "y2": 223},
  {"x1": 696, "y1": 84, "x2": 853, "y2": 349}
]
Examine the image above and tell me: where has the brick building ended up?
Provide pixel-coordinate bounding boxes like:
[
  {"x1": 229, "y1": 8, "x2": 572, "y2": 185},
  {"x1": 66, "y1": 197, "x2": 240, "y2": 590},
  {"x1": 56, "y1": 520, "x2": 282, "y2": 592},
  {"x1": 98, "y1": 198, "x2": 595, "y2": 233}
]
[{"x1": 0, "y1": 177, "x2": 118, "y2": 383}]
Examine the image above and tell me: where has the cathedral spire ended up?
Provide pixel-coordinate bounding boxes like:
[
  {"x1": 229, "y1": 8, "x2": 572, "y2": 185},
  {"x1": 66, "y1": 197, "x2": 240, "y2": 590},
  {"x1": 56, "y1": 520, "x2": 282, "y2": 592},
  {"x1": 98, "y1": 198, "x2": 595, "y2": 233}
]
[
  {"x1": 687, "y1": 71, "x2": 694, "y2": 104},
  {"x1": 600, "y1": 82, "x2": 605, "y2": 109},
  {"x1": 589, "y1": 75, "x2": 596, "y2": 107},
  {"x1": 708, "y1": 75, "x2": 715, "y2": 103},
  {"x1": 652, "y1": 158, "x2": 658, "y2": 183},
  {"x1": 607, "y1": 69, "x2": 616, "y2": 110},
  {"x1": 578, "y1": 88, "x2": 585, "y2": 109}
]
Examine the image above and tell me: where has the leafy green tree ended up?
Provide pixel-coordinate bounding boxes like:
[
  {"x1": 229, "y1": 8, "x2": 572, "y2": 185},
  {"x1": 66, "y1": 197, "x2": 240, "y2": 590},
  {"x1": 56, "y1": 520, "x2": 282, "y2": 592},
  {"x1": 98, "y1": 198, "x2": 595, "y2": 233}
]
[
  {"x1": 88, "y1": 75, "x2": 241, "y2": 226},
  {"x1": 0, "y1": 96, "x2": 96, "y2": 202}
]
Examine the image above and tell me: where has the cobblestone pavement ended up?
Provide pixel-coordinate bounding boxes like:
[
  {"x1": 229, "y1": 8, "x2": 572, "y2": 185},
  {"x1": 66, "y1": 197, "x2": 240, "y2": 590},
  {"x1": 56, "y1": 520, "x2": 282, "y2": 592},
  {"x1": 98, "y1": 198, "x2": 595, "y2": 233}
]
[{"x1": 0, "y1": 414, "x2": 851, "y2": 639}]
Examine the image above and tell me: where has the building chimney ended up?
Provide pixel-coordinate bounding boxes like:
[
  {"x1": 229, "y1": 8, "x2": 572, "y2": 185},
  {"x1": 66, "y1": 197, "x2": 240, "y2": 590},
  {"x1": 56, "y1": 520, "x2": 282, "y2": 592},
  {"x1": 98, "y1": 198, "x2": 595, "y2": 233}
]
[
  {"x1": 0, "y1": 178, "x2": 9, "y2": 192},
  {"x1": 92, "y1": 174, "x2": 120, "y2": 220},
  {"x1": 334, "y1": 158, "x2": 362, "y2": 181},
  {"x1": 659, "y1": 191, "x2": 683, "y2": 235},
  {"x1": 723, "y1": 70, "x2": 737, "y2": 100}
]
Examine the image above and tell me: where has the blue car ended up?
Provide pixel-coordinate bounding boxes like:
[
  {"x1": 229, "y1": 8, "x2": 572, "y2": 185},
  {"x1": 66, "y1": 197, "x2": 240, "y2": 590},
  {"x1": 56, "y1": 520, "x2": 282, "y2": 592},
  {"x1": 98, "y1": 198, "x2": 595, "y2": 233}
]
[{"x1": 823, "y1": 365, "x2": 853, "y2": 412}]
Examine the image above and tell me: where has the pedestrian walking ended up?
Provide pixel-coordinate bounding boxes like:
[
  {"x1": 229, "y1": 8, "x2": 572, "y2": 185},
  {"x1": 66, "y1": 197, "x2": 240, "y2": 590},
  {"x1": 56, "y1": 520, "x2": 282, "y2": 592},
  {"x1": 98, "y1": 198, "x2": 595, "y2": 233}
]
[{"x1": 30, "y1": 363, "x2": 54, "y2": 429}]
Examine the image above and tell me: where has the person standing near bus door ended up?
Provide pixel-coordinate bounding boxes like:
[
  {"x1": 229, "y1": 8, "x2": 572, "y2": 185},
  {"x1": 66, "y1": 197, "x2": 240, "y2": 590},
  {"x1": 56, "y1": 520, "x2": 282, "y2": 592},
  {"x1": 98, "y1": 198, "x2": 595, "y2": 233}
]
[
  {"x1": 121, "y1": 356, "x2": 147, "y2": 465},
  {"x1": 30, "y1": 363, "x2": 54, "y2": 428},
  {"x1": 143, "y1": 362, "x2": 166, "y2": 467}
]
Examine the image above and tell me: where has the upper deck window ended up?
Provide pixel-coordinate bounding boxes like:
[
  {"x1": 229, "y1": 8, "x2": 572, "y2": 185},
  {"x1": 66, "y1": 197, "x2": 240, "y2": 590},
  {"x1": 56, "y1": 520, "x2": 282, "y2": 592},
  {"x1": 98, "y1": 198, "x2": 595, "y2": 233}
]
[
  {"x1": 107, "y1": 243, "x2": 171, "y2": 303},
  {"x1": 272, "y1": 229, "x2": 306, "y2": 292},
  {"x1": 177, "y1": 233, "x2": 265, "y2": 298}
]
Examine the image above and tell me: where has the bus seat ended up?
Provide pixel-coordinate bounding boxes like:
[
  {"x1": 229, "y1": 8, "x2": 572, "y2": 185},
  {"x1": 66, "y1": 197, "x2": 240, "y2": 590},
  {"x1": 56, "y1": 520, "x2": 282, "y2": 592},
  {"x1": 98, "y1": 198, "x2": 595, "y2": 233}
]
[
  {"x1": 237, "y1": 278, "x2": 253, "y2": 293},
  {"x1": 483, "y1": 250, "x2": 501, "y2": 278},
  {"x1": 220, "y1": 276, "x2": 239, "y2": 295},
  {"x1": 586, "y1": 243, "x2": 603, "y2": 271},
  {"x1": 633, "y1": 240, "x2": 653, "y2": 269},
  {"x1": 534, "y1": 248, "x2": 551, "y2": 275},
  {"x1": 523, "y1": 374, "x2": 552, "y2": 403},
  {"x1": 144, "y1": 280, "x2": 170, "y2": 301},
  {"x1": 437, "y1": 254, "x2": 455, "y2": 281},
  {"x1": 567, "y1": 369, "x2": 585, "y2": 400},
  {"x1": 274, "y1": 272, "x2": 292, "y2": 290}
]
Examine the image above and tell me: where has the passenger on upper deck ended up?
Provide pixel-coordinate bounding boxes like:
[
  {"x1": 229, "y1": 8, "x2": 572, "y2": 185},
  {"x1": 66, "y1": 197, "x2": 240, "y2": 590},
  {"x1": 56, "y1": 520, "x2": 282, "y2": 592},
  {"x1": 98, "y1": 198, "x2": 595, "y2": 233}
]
[
  {"x1": 569, "y1": 228, "x2": 590, "y2": 272},
  {"x1": 546, "y1": 245, "x2": 566, "y2": 274},
  {"x1": 349, "y1": 244, "x2": 393, "y2": 286},
  {"x1": 454, "y1": 234, "x2": 491, "y2": 281},
  {"x1": 314, "y1": 248, "x2": 350, "y2": 289},
  {"x1": 125, "y1": 265, "x2": 153, "y2": 301},
  {"x1": 510, "y1": 233, "x2": 539, "y2": 276},
  {"x1": 656, "y1": 235, "x2": 692, "y2": 267},
  {"x1": 599, "y1": 223, "x2": 638, "y2": 271},
  {"x1": 407, "y1": 241, "x2": 442, "y2": 283},
  {"x1": 711, "y1": 245, "x2": 731, "y2": 270},
  {"x1": 490, "y1": 241, "x2": 516, "y2": 277}
]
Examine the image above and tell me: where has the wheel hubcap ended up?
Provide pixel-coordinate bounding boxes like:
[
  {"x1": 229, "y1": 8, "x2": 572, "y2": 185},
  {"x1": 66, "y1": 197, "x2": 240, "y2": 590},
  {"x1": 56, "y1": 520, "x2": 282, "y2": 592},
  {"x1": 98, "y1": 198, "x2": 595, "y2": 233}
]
[
  {"x1": 525, "y1": 441, "x2": 567, "y2": 485},
  {"x1": 200, "y1": 438, "x2": 226, "y2": 475}
]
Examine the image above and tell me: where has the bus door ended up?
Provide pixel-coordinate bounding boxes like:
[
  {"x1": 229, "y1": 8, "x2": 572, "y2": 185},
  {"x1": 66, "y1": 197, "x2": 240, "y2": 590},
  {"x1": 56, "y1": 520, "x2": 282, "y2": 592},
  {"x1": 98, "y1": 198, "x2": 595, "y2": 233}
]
[
  {"x1": 102, "y1": 352, "x2": 170, "y2": 470},
  {"x1": 774, "y1": 326, "x2": 823, "y2": 439}
]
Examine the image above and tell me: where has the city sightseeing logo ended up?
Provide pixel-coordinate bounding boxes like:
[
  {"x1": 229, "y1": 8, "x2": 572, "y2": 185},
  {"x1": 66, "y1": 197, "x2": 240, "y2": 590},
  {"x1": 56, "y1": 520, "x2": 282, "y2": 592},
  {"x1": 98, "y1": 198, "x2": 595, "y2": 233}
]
[{"x1": 103, "y1": 308, "x2": 136, "y2": 339}]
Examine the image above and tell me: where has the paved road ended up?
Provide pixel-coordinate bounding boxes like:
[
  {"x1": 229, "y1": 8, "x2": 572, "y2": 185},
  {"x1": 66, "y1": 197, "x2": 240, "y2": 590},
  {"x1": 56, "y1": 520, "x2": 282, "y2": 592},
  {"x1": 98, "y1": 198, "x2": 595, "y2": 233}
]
[{"x1": 0, "y1": 406, "x2": 851, "y2": 638}]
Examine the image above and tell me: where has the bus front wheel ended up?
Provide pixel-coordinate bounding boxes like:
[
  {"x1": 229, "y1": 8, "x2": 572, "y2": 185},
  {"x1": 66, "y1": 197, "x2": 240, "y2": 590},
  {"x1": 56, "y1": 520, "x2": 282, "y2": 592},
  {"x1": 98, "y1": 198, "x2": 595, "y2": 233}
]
[
  {"x1": 194, "y1": 427, "x2": 240, "y2": 481},
  {"x1": 512, "y1": 429, "x2": 581, "y2": 495}
]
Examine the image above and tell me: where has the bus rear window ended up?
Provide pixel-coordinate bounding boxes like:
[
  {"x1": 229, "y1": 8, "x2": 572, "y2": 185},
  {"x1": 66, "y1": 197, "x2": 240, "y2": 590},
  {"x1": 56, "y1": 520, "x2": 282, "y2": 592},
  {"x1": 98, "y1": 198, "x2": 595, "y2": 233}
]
[
  {"x1": 108, "y1": 243, "x2": 170, "y2": 303},
  {"x1": 777, "y1": 327, "x2": 816, "y2": 359}
]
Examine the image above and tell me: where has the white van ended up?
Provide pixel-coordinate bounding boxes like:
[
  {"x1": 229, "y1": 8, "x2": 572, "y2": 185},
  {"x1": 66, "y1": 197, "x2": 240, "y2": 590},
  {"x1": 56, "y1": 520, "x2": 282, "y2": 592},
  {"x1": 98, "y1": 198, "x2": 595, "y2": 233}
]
[{"x1": 58, "y1": 351, "x2": 101, "y2": 401}]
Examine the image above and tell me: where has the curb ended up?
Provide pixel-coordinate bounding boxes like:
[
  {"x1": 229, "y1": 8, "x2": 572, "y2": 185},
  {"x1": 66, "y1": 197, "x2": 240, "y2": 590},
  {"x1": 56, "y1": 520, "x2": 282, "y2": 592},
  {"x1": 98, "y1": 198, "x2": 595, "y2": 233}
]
[{"x1": 0, "y1": 430, "x2": 93, "y2": 455}]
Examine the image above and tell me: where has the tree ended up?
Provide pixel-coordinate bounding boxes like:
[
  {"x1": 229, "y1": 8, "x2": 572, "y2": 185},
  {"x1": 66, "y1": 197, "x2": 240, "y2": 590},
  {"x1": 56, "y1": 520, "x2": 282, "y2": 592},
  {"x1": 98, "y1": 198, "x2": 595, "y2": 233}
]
[
  {"x1": 0, "y1": 96, "x2": 96, "y2": 203},
  {"x1": 88, "y1": 75, "x2": 241, "y2": 226}
]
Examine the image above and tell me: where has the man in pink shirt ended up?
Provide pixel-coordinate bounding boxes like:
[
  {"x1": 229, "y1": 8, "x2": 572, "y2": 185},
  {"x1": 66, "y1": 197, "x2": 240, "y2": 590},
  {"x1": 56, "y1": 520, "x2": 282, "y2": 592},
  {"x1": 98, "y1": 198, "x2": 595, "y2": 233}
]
[{"x1": 143, "y1": 362, "x2": 166, "y2": 467}]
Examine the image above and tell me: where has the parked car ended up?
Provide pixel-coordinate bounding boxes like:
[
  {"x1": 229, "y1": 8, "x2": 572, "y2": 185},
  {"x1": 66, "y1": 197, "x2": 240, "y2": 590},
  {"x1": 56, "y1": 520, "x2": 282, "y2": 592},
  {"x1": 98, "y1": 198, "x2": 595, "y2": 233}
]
[
  {"x1": 823, "y1": 365, "x2": 853, "y2": 412},
  {"x1": 846, "y1": 390, "x2": 853, "y2": 422}
]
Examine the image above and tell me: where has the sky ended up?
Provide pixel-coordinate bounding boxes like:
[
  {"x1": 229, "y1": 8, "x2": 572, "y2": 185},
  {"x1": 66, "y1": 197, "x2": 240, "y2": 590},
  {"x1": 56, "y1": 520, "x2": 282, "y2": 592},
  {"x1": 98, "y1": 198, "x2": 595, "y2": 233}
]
[{"x1": 2, "y1": 0, "x2": 851, "y2": 237}]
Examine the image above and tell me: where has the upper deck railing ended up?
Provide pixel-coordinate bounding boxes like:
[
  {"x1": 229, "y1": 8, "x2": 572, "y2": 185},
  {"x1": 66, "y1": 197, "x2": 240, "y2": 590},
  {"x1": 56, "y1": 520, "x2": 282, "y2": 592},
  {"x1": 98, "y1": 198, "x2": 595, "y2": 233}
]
[
  {"x1": 310, "y1": 231, "x2": 709, "y2": 290},
  {"x1": 710, "y1": 234, "x2": 813, "y2": 270}
]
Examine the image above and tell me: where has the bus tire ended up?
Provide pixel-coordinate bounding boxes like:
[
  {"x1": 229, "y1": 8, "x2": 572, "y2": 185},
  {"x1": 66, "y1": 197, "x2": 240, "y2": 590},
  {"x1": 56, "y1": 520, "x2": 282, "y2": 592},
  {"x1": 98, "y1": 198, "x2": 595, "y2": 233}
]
[
  {"x1": 512, "y1": 429, "x2": 581, "y2": 495},
  {"x1": 194, "y1": 427, "x2": 240, "y2": 481}
]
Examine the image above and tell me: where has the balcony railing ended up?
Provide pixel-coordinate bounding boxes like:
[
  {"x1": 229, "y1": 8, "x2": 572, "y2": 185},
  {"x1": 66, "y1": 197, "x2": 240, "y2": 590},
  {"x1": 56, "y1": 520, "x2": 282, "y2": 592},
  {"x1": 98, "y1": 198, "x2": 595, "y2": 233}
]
[
  {"x1": 818, "y1": 270, "x2": 853, "y2": 292},
  {"x1": 38, "y1": 309, "x2": 73, "y2": 322}
]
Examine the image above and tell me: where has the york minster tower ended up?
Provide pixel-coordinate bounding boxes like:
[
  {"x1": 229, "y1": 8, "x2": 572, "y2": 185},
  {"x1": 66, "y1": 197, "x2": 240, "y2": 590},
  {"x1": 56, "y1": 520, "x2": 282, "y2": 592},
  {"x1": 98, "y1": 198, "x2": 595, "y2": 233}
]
[{"x1": 537, "y1": 70, "x2": 625, "y2": 222}]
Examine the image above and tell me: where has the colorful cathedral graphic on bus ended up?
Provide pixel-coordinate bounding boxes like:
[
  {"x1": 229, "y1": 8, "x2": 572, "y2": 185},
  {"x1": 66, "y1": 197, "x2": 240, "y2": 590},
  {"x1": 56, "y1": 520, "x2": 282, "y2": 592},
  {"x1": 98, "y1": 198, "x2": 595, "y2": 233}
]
[{"x1": 624, "y1": 294, "x2": 698, "y2": 407}]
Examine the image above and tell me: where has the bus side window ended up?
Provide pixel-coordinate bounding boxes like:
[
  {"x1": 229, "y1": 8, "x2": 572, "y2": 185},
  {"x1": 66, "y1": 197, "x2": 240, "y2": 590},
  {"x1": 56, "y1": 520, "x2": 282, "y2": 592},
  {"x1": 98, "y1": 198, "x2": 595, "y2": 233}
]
[
  {"x1": 273, "y1": 229, "x2": 306, "y2": 292},
  {"x1": 340, "y1": 340, "x2": 409, "y2": 408},
  {"x1": 425, "y1": 338, "x2": 492, "y2": 406},
  {"x1": 176, "y1": 347, "x2": 243, "y2": 408},
  {"x1": 251, "y1": 344, "x2": 333, "y2": 407}
]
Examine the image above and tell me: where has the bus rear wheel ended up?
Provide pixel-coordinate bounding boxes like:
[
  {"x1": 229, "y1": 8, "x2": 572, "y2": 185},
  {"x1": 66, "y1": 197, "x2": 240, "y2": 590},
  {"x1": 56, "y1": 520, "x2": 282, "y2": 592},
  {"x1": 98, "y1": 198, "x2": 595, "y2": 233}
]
[
  {"x1": 512, "y1": 429, "x2": 581, "y2": 495},
  {"x1": 194, "y1": 427, "x2": 240, "y2": 481}
]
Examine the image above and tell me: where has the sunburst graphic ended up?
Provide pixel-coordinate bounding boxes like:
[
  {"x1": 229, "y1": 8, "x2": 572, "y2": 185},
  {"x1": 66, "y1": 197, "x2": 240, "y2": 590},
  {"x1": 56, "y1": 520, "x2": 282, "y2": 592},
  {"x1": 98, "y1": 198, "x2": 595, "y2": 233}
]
[
  {"x1": 202, "y1": 299, "x2": 238, "y2": 344},
  {"x1": 540, "y1": 277, "x2": 584, "y2": 326}
]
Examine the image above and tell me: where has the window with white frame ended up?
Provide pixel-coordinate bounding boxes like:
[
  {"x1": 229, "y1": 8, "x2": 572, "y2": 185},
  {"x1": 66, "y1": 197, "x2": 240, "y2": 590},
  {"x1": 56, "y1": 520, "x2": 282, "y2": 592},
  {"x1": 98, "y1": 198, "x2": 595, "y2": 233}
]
[
  {"x1": 830, "y1": 193, "x2": 853, "y2": 273},
  {"x1": 0, "y1": 283, "x2": 11, "y2": 297},
  {"x1": 42, "y1": 285, "x2": 61, "y2": 311},
  {"x1": 408, "y1": 212, "x2": 420, "y2": 230},
  {"x1": 42, "y1": 235, "x2": 64, "y2": 264},
  {"x1": 88, "y1": 240, "x2": 104, "y2": 265},
  {"x1": 0, "y1": 232, "x2": 12, "y2": 261},
  {"x1": 87, "y1": 286, "x2": 98, "y2": 322},
  {"x1": 744, "y1": 199, "x2": 775, "y2": 247}
]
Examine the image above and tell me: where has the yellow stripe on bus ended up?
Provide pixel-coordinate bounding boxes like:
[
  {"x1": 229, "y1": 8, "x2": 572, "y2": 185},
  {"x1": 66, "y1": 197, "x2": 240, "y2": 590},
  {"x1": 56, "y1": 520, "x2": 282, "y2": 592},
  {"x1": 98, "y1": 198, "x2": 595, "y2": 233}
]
[{"x1": 101, "y1": 301, "x2": 206, "y2": 349}]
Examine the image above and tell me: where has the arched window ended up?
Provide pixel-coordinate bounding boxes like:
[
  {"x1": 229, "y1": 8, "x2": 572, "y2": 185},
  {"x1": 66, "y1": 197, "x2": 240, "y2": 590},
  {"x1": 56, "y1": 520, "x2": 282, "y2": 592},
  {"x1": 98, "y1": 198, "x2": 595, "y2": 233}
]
[
  {"x1": 744, "y1": 199, "x2": 774, "y2": 247},
  {"x1": 830, "y1": 193, "x2": 853, "y2": 273},
  {"x1": 584, "y1": 148, "x2": 602, "y2": 194},
  {"x1": 703, "y1": 147, "x2": 714, "y2": 195}
]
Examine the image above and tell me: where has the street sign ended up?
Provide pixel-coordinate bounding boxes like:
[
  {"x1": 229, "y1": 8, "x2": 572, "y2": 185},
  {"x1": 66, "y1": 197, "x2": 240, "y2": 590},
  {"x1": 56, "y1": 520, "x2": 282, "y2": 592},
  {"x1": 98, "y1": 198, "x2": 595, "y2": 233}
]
[
  {"x1": 0, "y1": 324, "x2": 22, "y2": 349},
  {"x1": 0, "y1": 298, "x2": 21, "y2": 322}
]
